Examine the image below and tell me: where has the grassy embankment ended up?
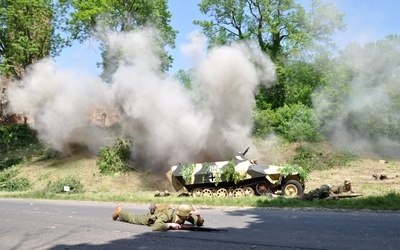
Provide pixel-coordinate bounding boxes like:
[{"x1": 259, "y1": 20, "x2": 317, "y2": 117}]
[{"x1": 1, "y1": 126, "x2": 400, "y2": 211}]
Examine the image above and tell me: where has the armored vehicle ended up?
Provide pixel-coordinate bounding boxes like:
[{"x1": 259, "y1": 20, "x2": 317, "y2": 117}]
[{"x1": 166, "y1": 148, "x2": 305, "y2": 197}]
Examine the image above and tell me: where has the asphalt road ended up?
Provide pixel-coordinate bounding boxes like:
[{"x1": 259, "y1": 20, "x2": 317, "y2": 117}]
[{"x1": 1, "y1": 198, "x2": 399, "y2": 250}]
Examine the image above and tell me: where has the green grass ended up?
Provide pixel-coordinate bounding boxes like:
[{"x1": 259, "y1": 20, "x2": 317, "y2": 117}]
[{"x1": 1, "y1": 190, "x2": 400, "y2": 211}]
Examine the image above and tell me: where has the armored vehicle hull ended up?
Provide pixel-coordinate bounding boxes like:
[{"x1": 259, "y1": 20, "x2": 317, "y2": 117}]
[{"x1": 166, "y1": 149, "x2": 305, "y2": 197}]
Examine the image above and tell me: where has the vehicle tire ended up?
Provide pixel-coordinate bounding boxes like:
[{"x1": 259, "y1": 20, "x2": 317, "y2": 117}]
[
  {"x1": 192, "y1": 188, "x2": 203, "y2": 197},
  {"x1": 243, "y1": 187, "x2": 254, "y2": 196},
  {"x1": 233, "y1": 188, "x2": 245, "y2": 197},
  {"x1": 202, "y1": 189, "x2": 213, "y2": 197},
  {"x1": 282, "y1": 180, "x2": 303, "y2": 197},
  {"x1": 216, "y1": 188, "x2": 228, "y2": 197},
  {"x1": 255, "y1": 181, "x2": 271, "y2": 195}
]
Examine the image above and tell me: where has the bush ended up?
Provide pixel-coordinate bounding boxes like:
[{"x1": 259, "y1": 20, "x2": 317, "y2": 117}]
[
  {"x1": 0, "y1": 166, "x2": 31, "y2": 191},
  {"x1": 0, "y1": 157, "x2": 23, "y2": 171},
  {"x1": 274, "y1": 104, "x2": 322, "y2": 142},
  {"x1": 252, "y1": 109, "x2": 276, "y2": 138},
  {"x1": 97, "y1": 138, "x2": 132, "y2": 175},
  {"x1": 0, "y1": 123, "x2": 39, "y2": 149},
  {"x1": 0, "y1": 177, "x2": 31, "y2": 191},
  {"x1": 290, "y1": 144, "x2": 359, "y2": 171},
  {"x1": 45, "y1": 176, "x2": 84, "y2": 194},
  {"x1": 0, "y1": 166, "x2": 20, "y2": 182}
]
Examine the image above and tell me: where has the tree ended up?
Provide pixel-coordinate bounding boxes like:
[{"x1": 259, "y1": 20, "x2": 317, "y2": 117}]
[
  {"x1": 194, "y1": 0, "x2": 345, "y2": 109},
  {"x1": 173, "y1": 69, "x2": 193, "y2": 90},
  {"x1": 0, "y1": 0, "x2": 68, "y2": 119},
  {"x1": 62, "y1": 0, "x2": 177, "y2": 82},
  {"x1": 195, "y1": 0, "x2": 344, "y2": 59},
  {"x1": 314, "y1": 35, "x2": 400, "y2": 142}
]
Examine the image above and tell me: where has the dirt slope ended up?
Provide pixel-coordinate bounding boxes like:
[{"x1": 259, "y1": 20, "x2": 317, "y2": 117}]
[{"x1": 12, "y1": 153, "x2": 400, "y2": 198}]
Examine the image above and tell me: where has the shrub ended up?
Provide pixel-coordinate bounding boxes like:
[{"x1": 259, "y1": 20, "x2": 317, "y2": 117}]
[
  {"x1": 0, "y1": 177, "x2": 31, "y2": 191},
  {"x1": 274, "y1": 104, "x2": 322, "y2": 142},
  {"x1": 45, "y1": 176, "x2": 84, "y2": 194},
  {"x1": 252, "y1": 109, "x2": 276, "y2": 138},
  {"x1": 290, "y1": 144, "x2": 359, "y2": 171},
  {"x1": 0, "y1": 166, "x2": 31, "y2": 191},
  {"x1": 0, "y1": 166, "x2": 20, "y2": 182},
  {"x1": 0, "y1": 123, "x2": 39, "y2": 149},
  {"x1": 0, "y1": 157, "x2": 23, "y2": 171},
  {"x1": 97, "y1": 138, "x2": 132, "y2": 175}
]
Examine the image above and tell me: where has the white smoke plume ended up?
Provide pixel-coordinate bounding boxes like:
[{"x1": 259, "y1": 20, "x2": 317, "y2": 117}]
[
  {"x1": 8, "y1": 27, "x2": 276, "y2": 171},
  {"x1": 313, "y1": 39, "x2": 400, "y2": 158}
]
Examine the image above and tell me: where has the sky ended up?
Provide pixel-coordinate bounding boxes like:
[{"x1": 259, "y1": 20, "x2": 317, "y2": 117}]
[{"x1": 55, "y1": 0, "x2": 400, "y2": 76}]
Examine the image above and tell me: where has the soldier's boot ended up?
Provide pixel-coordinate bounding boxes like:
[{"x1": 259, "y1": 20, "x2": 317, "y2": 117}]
[
  {"x1": 112, "y1": 206, "x2": 122, "y2": 221},
  {"x1": 149, "y1": 202, "x2": 156, "y2": 214}
]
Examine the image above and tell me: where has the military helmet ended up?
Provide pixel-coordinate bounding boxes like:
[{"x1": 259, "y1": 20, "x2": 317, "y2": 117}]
[
  {"x1": 176, "y1": 204, "x2": 194, "y2": 217},
  {"x1": 320, "y1": 184, "x2": 330, "y2": 194},
  {"x1": 344, "y1": 179, "x2": 351, "y2": 184}
]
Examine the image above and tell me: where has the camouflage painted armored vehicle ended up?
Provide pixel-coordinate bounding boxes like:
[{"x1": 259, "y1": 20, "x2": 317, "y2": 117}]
[{"x1": 166, "y1": 148, "x2": 305, "y2": 197}]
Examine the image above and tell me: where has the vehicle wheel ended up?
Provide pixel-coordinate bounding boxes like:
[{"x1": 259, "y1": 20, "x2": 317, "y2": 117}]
[
  {"x1": 210, "y1": 188, "x2": 218, "y2": 197},
  {"x1": 227, "y1": 188, "x2": 235, "y2": 197},
  {"x1": 233, "y1": 188, "x2": 245, "y2": 197},
  {"x1": 202, "y1": 189, "x2": 213, "y2": 197},
  {"x1": 192, "y1": 188, "x2": 203, "y2": 197},
  {"x1": 216, "y1": 188, "x2": 228, "y2": 197},
  {"x1": 255, "y1": 181, "x2": 271, "y2": 195},
  {"x1": 282, "y1": 180, "x2": 303, "y2": 197},
  {"x1": 243, "y1": 187, "x2": 254, "y2": 196}
]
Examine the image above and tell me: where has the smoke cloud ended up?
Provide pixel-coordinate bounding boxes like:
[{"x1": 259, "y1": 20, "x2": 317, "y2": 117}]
[
  {"x1": 313, "y1": 39, "x2": 400, "y2": 158},
  {"x1": 8, "y1": 28, "x2": 276, "y2": 171}
]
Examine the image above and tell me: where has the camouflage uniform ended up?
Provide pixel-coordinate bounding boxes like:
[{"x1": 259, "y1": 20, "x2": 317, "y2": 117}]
[
  {"x1": 117, "y1": 205, "x2": 204, "y2": 231},
  {"x1": 331, "y1": 179, "x2": 352, "y2": 194},
  {"x1": 302, "y1": 185, "x2": 335, "y2": 201}
]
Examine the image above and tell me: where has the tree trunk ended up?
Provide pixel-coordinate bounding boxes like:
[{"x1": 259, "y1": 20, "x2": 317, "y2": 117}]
[{"x1": 0, "y1": 73, "x2": 12, "y2": 119}]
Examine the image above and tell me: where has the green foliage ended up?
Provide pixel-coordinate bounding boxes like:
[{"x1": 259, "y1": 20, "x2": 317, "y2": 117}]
[
  {"x1": 213, "y1": 168, "x2": 222, "y2": 186},
  {"x1": 0, "y1": 124, "x2": 39, "y2": 149},
  {"x1": 274, "y1": 104, "x2": 322, "y2": 142},
  {"x1": 180, "y1": 163, "x2": 196, "y2": 184},
  {"x1": 64, "y1": 0, "x2": 177, "y2": 79},
  {"x1": 0, "y1": 166, "x2": 20, "y2": 182},
  {"x1": 282, "y1": 61, "x2": 323, "y2": 107},
  {"x1": 314, "y1": 35, "x2": 400, "y2": 144},
  {"x1": 195, "y1": 0, "x2": 345, "y2": 59},
  {"x1": 0, "y1": 0, "x2": 69, "y2": 72},
  {"x1": 0, "y1": 157, "x2": 23, "y2": 171},
  {"x1": 278, "y1": 164, "x2": 310, "y2": 183},
  {"x1": 201, "y1": 162, "x2": 210, "y2": 183},
  {"x1": 290, "y1": 144, "x2": 359, "y2": 171},
  {"x1": 173, "y1": 69, "x2": 193, "y2": 90},
  {"x1": 97, "y1": 138, "x2": 132, "y2": 175},
  {"x1": 223, "y1": 162, "x2": 247, "y2": 184},
  {"x1": 252, "y1": 108, "x2": 276, "y2": 138},
  {"x1": 0, "y1": 124, "x2": 43, "y2": 162},
  {"x1": 253, "y1": 104, "x2": 322, "y2": 142},
  {"x1": 45, "y1": 176, "x2": 84, "y2": 194},
  {"x1": 0, "y1": 166, "x2": 31, "y2": 191},
  {"x1": 0, "y1": 177, "x2": 31, "y2": 191}
]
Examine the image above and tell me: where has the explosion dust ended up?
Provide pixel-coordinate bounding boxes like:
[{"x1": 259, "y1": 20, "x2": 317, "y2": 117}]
[{"x1": 7, "y1": 28, "x2": 277, "y2": 171}]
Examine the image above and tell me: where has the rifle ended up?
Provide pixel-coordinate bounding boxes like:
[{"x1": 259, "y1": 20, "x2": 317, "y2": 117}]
[
  {"x1": 180, "y1": 224, "x2": 228, "y2": 232},
  {"x1": 337, "y1": 193, "x2": 363, "y2": 199}
]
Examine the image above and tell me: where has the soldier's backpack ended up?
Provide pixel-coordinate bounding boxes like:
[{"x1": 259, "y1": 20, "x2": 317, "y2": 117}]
[{"x1": 149, "y1": 203, "x2": 171, "y2": 214}]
